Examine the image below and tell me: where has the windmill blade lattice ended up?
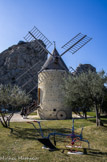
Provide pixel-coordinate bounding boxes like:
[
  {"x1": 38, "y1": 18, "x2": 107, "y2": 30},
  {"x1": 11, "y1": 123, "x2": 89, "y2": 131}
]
[
  {"x1": 61, "y1": 33, "x2": 92, "y2": 56},
  {"x1": 14, "y1": 59, "x2": 42, "y2": 94},
  {"x1": 15, "y1": 28, "x2": 92, "y2": 95},
  {"x1": 24, "y1": 26, "x2": 52, "y2": 52},
  {"x1": 14, "y1": 26, "x2": 53, "y2": 94},
  {"x1": 27, "y1": 71, "x2": 50, "y2": 94},
  {"x1": 16, "y1": 60, "x2": 42, "y2": 82}
]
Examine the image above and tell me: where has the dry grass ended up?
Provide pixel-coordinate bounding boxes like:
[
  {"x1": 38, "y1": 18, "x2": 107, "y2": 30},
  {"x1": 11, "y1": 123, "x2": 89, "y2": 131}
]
[{"x1": 0, "y1": 118, "x2": 107, "y2": 162}]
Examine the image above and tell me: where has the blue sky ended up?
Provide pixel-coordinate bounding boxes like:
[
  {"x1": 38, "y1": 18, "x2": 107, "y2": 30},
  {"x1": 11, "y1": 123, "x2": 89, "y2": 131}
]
[{"x1": 0, "y1": 0, "x2": 107, "y2": 72}]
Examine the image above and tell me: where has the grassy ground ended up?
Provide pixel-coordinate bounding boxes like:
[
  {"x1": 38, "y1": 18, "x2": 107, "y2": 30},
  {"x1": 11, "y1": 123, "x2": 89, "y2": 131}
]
[
  {"x1": 72, "y1": 111, "x2": 96, "y2": 117},
  {"x1": 87, "y1": 112, "x2": 96, "y2": 117},
  {"x1": 28, "y1": 112, "x2": 37, "y2": 116},
  {"x1": 0, "y1": 118, "x2": 107, "y2": 162}
]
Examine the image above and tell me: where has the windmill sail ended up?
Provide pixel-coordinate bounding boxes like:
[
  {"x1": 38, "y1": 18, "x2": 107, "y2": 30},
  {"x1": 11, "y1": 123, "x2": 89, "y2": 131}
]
[
  {"x1": 61, "y1": 33, "x2": 92, "y2": 56},
  {"x1": 24, "y1": 26, "x2": 52, "y2": 55},
  {"x1": 16, "y1": 28, "x2": 92, "y2": 95},
  {"x1": 14, "y1": 26, "x2": 52, "y2": 94}
]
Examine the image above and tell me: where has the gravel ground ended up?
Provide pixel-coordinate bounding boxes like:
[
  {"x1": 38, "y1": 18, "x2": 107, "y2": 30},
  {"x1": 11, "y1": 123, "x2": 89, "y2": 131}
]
[
  {"x1": 0, "y1": 112, "x2": 44, "y2": 122},
  {"x1": 0, "y1": 113, "x2": 87, "y2": 123}
]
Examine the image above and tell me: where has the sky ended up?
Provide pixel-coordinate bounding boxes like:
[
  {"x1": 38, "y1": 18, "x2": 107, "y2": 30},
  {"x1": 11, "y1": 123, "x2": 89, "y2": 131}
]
[{"x1": 0, "y1": 0, "x2": 107, "y2": 72}]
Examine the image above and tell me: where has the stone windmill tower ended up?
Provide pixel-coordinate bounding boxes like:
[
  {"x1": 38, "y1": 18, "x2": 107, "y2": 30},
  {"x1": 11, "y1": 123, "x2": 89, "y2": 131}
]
[
  {"x1": 23, "y1": 27, "x2": 92, "y2": 119},
  {"x1": 38, "y1": 47, "x2": 70, "y2": 119}
]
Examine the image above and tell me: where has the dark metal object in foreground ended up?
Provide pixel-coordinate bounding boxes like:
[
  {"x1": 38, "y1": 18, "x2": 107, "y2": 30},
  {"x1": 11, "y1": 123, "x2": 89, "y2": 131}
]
[{"x1": 27, "y1": 119, "x2": 90, "y2": 151}]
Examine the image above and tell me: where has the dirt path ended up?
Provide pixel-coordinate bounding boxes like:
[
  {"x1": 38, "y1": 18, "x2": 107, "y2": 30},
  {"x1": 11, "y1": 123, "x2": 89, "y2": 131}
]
[
  {"x1": 0, "y1": 113, "x2": 88, "y2": 123},
  {"x1": 0, "y1": 112, "x2": 43, "y2": 122}
]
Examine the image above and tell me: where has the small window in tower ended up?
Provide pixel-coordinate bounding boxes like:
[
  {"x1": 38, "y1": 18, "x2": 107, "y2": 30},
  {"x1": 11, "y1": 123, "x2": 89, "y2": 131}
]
[
  {"x1": 54, "y1": 57, "x2": 58, "y2": 64},
  {"x1": 11, "y1": 77, "x2": 15, "y2": 84},
  {"x1": 12, "y1": 77, "x2": 15, "y2": 80},
  {"x1": 53, "y1": 109, "x2": 56, "y2": 111}
]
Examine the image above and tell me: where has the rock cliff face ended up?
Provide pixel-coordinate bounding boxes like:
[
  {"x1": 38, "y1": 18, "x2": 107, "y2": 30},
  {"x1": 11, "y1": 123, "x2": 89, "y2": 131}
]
[
  {"x1": 0, "y1": 40, "x2": 47, "y2": 99},
  {"x1": 73, "y1": 64, "x2": 96, "y2": 75}
]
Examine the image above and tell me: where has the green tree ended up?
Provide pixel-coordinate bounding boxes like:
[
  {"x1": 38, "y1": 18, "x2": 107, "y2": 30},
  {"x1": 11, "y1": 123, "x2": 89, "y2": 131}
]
[
  {"x1": 64, "y1": 70, "x2": 107, "y2": 126},
  {"x1": 0, "y1": 84, "x2": 31, "y2": 129},
  {"x1": 101, "y1": 87, "x2": 107, "y2": 114}
]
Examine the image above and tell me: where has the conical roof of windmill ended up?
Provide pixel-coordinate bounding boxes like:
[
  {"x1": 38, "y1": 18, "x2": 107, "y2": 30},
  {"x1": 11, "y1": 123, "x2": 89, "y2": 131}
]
[{"x1": 40, "y1": 48, "x2": 69, "y2": 72}]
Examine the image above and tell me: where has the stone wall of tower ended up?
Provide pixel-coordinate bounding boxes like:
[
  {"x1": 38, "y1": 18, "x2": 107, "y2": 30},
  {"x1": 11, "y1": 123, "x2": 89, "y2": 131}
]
[{"x1": 38, "y1": 70, "x2": 72, "y2": 119}]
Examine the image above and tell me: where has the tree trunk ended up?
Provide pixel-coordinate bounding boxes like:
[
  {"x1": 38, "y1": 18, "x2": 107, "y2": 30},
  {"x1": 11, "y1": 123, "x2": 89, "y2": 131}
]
[
  {"x1": 85, "y1": 111, "x2": 87, "y2": 119},
  {"x1": 7, "y1": 113, "x2": 14, "y2": 127},
  {"x1": 95, "y1": 103, "x2": 102, "y2": 126},
  {"x1": 0, "y1": 113, "x2": 8, "y2": 127},
  {"x1": 83, "y1": 110, "x2": 87, "y2": 119},
  {"x1": 0, "y1": 112, "x2": 14, "y2": 128}
]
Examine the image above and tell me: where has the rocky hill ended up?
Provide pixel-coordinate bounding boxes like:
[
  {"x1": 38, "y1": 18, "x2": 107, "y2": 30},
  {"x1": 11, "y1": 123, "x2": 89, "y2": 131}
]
[
  {"x1": 73, "y1": 63, "x2": 96, "y2": 75},
  {"x1": 0, "y1": 40, "x2": 47, "y2": 99}
]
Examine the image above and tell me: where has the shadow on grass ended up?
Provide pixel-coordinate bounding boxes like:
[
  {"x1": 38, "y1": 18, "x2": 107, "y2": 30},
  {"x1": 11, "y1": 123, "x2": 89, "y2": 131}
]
[
  {"x1": 11, "y1": 127, "x2": 72, "y2": 141},
  {"x1": 88, "y1": 118, "x2": 107, "y2": 125},
  {"x1": 10, "y1": 127, "x2": 107, "y2": 158},
  {"x1": 87, "y1": 148, "x2": 107, "y2": 157},
  {"x1": 62, "y1": 148, "x2": 107, "y2": 158}
]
